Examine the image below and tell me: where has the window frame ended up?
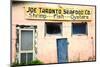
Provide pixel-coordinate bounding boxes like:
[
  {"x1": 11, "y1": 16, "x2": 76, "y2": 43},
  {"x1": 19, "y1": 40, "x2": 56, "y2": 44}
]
[
  {"x1": 18, "y1": 29, "x2": 36, "y2": 64},
  {"x1": 72, "y1": 22, "x2": 88, "y2": 36},
  {"x1": 45, "y1": 22, "x2": 63, "y2": 36}
]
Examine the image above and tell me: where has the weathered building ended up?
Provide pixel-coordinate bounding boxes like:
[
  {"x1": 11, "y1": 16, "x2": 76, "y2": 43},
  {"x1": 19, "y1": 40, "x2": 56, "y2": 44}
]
[{"x1": 12, "y1": 1, "x2": 96, "y2": 64}]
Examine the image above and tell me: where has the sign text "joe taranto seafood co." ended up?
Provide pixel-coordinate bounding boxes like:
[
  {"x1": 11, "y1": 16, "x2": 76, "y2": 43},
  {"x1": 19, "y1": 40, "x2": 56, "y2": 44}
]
[{"x1": 25, "y1": 6, "x2": 92, "y2": 20}]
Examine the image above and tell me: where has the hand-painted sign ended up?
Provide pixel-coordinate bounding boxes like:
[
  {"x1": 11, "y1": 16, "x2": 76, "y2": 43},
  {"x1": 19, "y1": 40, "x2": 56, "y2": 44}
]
[{"x1": 24, "y1": 4, "x2": 92, "y2": 20}]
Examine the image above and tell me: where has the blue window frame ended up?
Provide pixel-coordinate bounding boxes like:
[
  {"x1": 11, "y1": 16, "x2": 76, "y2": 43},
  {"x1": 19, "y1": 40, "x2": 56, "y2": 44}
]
[{"x1": 72, "y1": 22, "x2": 87, "y2": 35}]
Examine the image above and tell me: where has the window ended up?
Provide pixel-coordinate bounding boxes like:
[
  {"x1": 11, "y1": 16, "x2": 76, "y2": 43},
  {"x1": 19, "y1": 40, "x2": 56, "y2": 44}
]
[
  {"x1": 18, "y1": 29, "x2": 36, "y2": 64},
  {"x1": 21, "y1": 30, "x2": 33, "y2": 50},
  {"x1": 72, "y1": 22, "x2": 87, "y2": 35},
  {"x1": 45, "y1": 23, "x2": 62, "y2": 35},
  {"x1": 21, "y1": 53, "x2": 33, "y2": 64}
]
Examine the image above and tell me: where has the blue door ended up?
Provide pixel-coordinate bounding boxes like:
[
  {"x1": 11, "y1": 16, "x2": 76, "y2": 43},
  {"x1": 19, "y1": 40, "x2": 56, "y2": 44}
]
[{"x1": 57, "y1": 38, "x2": 68, "y2": 63}]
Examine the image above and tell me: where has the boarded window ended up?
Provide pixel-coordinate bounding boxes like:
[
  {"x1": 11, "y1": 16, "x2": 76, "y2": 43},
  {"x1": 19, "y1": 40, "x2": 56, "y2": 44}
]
[{"x1": 72, "y1": 23, "x2": 87, "y2": 34}]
